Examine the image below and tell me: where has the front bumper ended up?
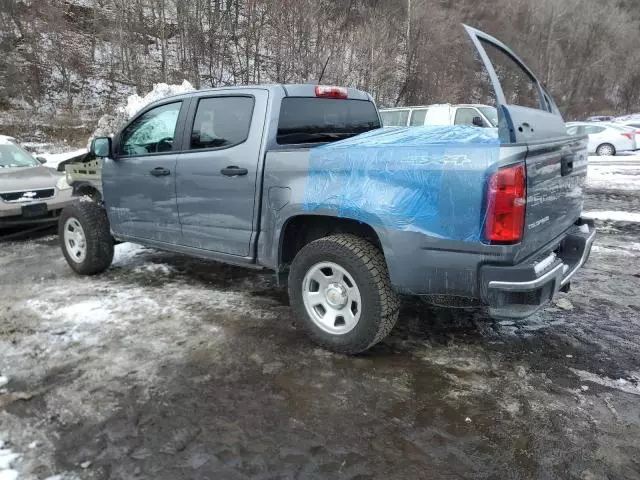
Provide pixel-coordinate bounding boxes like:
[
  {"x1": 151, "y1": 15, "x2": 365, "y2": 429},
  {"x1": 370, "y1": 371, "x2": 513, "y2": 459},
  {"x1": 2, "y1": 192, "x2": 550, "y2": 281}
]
[
  {"x1": 480, "y1": 219, "x2": 596, "y2": 319},
  {"x1": 0, "y1": 189, "x2": 74, "y2": 229}
]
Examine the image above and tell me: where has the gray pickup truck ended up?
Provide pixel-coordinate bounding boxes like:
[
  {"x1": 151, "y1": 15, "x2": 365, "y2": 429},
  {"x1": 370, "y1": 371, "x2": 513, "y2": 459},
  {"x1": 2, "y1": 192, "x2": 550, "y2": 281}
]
[{"x1": 59, "y1": 26, "x2": 595, "y2": 353}]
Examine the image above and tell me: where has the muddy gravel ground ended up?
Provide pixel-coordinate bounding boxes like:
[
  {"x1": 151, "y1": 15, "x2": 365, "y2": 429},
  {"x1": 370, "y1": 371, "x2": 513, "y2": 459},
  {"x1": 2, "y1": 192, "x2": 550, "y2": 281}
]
[{"x1": 1, "y1": 190, "x2": 639, "y2": 480}]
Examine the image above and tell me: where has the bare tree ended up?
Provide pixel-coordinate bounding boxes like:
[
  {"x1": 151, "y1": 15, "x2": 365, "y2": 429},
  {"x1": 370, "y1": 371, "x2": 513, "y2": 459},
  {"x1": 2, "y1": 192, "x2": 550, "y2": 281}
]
[{"x1": 0, "y1": 0, "x2": 639, "y2": 129}]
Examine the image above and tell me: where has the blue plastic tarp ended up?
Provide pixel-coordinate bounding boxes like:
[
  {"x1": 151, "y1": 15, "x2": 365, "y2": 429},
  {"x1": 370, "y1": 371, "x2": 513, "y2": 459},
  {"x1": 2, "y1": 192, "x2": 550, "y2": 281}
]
[{"x1": 303, "y1": 126, "x2": 501, "y2": 242}]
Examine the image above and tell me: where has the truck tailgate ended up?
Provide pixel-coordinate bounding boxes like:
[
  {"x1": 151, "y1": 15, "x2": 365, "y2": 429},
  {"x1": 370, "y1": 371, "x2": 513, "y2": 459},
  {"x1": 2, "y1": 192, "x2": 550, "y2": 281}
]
[{"x1": 522, "y1": 136, "x2": 588, "y2": 257}]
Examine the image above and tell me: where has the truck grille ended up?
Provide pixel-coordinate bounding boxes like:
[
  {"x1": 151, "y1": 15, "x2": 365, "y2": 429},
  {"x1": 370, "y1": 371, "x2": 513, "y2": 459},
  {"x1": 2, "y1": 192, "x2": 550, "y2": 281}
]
[{"x1": 0, "y1": 188, "x2": 55, "y2": 203}]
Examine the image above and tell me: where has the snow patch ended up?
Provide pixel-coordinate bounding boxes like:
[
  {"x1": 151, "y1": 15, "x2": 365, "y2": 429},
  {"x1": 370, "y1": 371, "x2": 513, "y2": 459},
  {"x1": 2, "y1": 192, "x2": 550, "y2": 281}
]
[
  {"x1": 112, "y1": 243, "x2": 151, "y2": 267},
  {"x1": 591, "y1": 245, "x2": 633, "y2": 256},
  {"x1": 133, "y1": 263, "x2": 173, "y2": 275},
  {"x1": 53, "y1": 300, "x2": 114, "y2": 324},
  {"x1": 0, "y1": 135, "x2": 18, "y2": 145},
  {"x1": 582, "y1": 211, "x2": 640, "y2": 223},
  {"x1": 0, "y1": 470, "x2": 19, "y2": 480},
  {"x1": 0, "y1": 443, "x2": 20, "y2": 479},
  {"x1": 571, "y1": 369, "x2": 640, "y2": 396},
  {"x1": 124, "y1": 80, "x2": 194, "y2": 118},
  {"x1": 587, "y1": 163, "x2": 640, "y2": 191},
  {"x1": 90, "y1": 81, "x2": 195, "y2": 142}
]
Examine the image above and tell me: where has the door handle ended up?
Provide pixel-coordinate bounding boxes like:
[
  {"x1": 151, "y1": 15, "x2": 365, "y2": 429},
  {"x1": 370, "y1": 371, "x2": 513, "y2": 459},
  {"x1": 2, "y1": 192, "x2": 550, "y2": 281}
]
[
  {"x1": 221, "y1": 166, "x2": 248, "y2": 177},
  {"x1": 150, "y1": 167, "x2": 171, "y2": 177}
]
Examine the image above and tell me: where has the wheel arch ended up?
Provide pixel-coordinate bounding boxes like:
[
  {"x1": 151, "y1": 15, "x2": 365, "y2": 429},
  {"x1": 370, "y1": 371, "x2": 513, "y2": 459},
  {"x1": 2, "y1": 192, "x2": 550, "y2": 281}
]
[
  {"x1": 278, "y1": 214, "x2": 387, "y2": 268},
  {"x1": 71, "y1": 181, "x2": 103, "y2": 201}
]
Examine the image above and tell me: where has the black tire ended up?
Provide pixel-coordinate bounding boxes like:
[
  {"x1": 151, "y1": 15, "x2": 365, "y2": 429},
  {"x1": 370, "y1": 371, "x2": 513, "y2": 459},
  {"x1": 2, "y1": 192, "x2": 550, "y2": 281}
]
[
  {"x1": 59, "y1": 201, "x2": 114, "y2": 275},
  {"x1": 596, "y1": 143, "x2": 616, "y2": 156},
  {"x1": 288, "y1": 234, "x2": 400, "y2": 354},
  {"x1": 82, "y1": 187, "x2": 102, "y2": 203}
]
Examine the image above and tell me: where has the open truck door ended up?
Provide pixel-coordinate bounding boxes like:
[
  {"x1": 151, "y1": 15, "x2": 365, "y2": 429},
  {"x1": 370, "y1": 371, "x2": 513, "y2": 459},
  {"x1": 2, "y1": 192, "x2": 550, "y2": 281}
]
[{"x1": 463, "y1": 25, "x2": 589, "y2": 260}]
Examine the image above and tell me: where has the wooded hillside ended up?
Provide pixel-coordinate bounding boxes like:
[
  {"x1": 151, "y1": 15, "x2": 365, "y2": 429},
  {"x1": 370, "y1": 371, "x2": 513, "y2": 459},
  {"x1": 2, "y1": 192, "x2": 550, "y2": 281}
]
[{"x1": 1, "y1": 0, "x2": 639, "y2": 134}]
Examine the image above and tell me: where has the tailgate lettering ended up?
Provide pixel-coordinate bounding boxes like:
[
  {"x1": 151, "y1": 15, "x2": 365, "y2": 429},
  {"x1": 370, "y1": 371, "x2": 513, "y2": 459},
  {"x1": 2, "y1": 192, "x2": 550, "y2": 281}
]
[{"x1": 528, "y1": 216, "x2": 550, "y2": 230}]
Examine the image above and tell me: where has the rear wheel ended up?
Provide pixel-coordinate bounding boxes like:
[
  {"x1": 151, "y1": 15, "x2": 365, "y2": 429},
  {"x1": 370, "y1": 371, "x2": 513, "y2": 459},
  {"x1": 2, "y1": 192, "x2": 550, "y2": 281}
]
[
  {"x1": 596, "y1": 143, "x2": 616, "y2": 156},
  {"x1": 59, "y1": 201, "x2": 114, "y2": 275},
  {"x1": 288, "y1": 234, "x2": 400, "y2": 354}
]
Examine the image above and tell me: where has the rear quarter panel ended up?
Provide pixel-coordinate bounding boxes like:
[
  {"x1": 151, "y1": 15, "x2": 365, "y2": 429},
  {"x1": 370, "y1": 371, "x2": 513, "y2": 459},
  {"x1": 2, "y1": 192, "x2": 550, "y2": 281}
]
[{"x1": 260, "y1": 127, "x2": 514, "y2": 295}]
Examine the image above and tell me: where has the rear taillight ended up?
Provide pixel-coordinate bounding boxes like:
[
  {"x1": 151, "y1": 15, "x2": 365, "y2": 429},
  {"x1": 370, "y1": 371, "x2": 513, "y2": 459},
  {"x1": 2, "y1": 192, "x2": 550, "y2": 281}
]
[
  {"x1": 622, "y1": 132, "x2": 633, "y2": 140},
  {"x1": 484, "y1": 163, "x2": 527, "y2": 244},
  {"x1": 315, "y1": 85, "x2": 348, "y2": 99}
]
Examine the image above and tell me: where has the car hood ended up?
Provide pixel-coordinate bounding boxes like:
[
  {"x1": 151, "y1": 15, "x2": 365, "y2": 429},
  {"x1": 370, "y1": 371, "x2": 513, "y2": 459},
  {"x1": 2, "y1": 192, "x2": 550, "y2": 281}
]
[{"x1": 0, "y1": 165, "x2": 60, "y2": 192}]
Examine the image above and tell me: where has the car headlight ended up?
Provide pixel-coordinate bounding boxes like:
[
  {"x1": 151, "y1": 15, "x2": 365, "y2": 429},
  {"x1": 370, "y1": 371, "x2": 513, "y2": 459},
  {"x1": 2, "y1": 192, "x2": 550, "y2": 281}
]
[{"x1": 56, "y1": 176, "x2": 72, "y2": 190}]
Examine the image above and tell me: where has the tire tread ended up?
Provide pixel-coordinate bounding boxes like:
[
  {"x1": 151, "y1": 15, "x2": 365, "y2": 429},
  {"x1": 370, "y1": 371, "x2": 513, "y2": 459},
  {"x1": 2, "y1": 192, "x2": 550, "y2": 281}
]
[
  {"x1": 288, "y1": 234, "x2": 400, "y2": 353},
  {"x1": 59, "y1": 200, "x2": 113, "y2": 275}
]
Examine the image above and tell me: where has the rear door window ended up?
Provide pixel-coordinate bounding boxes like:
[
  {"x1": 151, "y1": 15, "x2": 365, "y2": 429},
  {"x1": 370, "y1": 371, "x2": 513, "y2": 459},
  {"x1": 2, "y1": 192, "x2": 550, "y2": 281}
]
[
  {"x1": 409, "y1": 109, "x2": 428, "y2": 126},
  {"x1": 190, "y1": 96, "x2": 254, "y2": 150},
  {"x1": 585, "y1": 126, "x2": 606, "y2": 134},
  {"x1": 277, "y1": 98, "x2": 380, "y2": 144}
]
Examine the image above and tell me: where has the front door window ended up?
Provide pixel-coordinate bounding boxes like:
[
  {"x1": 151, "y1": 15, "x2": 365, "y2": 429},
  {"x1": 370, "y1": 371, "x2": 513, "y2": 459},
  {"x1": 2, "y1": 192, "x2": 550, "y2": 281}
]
[{"x1": 120, "y1": 102, "x2": 182, "y2": 156}]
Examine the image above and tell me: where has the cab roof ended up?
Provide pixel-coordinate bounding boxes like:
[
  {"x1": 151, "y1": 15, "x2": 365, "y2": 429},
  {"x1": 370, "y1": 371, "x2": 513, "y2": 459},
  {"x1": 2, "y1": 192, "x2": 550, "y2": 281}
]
[{"x1": 144, "y1": 83, "x2": 373, "y2": 108}]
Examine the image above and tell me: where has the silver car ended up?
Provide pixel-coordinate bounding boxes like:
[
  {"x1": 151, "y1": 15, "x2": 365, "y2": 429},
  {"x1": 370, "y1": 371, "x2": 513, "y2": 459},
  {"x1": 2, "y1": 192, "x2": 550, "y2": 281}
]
[
  {"x1": 0, "y1": 140, "x2": 74, "y2": 231},
  {"x1": 566, "y1": 122, "x2": 637, "y2": 156}
]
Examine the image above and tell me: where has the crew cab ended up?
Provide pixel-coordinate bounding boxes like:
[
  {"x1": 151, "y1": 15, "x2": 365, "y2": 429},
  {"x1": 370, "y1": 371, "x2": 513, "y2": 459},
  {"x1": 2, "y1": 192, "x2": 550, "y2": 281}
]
[{"x1": 59, "y1": 26, "x2": 595, "y2": 354}]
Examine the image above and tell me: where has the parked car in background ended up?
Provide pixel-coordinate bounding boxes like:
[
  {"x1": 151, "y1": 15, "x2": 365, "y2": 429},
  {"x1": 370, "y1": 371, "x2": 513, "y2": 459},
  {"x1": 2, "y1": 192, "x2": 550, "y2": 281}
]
[
  {"x1": 616, "y1": 119, "x2": 640, "y2": 138},
  {"x1": 610, "y1": 123, "x2": 640, "y2": 151},
  {"x1": 585, "y1": 116, "x2": 615, "y2": 122},
  {"x1": 0, "y1": 138, "x2": 74, "y2": 232},
  {"x1": 566, "y1": 122, "x2": 637, "y2": 156},
  {"x1": 380, "y1": 104, "x2": 497, "y2": 128}
]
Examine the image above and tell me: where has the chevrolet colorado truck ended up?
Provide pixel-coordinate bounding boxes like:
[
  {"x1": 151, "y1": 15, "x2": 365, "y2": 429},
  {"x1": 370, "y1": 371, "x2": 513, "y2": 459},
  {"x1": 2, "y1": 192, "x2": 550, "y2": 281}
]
[{"x1": 59, "y1": 26, "x2": 595, "y2": 353}]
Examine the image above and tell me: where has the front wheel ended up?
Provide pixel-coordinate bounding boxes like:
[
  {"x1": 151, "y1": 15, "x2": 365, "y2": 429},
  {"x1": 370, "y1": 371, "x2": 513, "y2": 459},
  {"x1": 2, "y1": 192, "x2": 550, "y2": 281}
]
[
  {"x1": 59, "y1": 201, "x2": 114, "y2": 275},
  {"x1": 288, "y1": 234, "x2": 400, "y2": 354}
]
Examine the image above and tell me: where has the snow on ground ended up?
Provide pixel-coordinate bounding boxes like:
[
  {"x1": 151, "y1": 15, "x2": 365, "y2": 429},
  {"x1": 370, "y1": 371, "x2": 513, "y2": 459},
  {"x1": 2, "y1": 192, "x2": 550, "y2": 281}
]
[
  {"x1": 1, "y1": 157, "x2": 640, "y2": 478},
  {"x1": 571, "y1": 369, "x2": 640, "y2": 396},
  {"x1": 587, "y1": 161, "x2": 640, "y2": 193},
  {"x1": 0, "y1": 240, "x2": 275, "y2": 479},
  {"x1": 585, "y1": 153, "x2": 639, "y2": 224},
  {"x1": 111, "y1": 242, "x2": 151, "y2": 267},
  {"x1": 0, "y1": 440, "x2": 20, "y2": 480},
  {"x1": 583, "y1": 210, "x2": 640, "y2": 223}
]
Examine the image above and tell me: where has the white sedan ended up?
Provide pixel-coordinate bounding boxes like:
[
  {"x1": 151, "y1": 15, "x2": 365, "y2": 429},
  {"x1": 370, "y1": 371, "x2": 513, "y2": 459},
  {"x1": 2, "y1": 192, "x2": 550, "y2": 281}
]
[{"x1": 566, "y1": 122, "x2": 637, "y2": 156}]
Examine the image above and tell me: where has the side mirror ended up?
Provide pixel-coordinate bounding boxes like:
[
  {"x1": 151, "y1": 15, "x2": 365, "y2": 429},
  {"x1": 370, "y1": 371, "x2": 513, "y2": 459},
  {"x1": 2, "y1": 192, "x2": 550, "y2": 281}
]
[
  {"x1": 472, "y1": 116, "x2": 485, "y2": 128},
  {"x1": 91, "y1": 137, "x2": 112, "y2": 158},
  {"x1": 36, "y1": 156, "x2": 47, "y2": 164}
]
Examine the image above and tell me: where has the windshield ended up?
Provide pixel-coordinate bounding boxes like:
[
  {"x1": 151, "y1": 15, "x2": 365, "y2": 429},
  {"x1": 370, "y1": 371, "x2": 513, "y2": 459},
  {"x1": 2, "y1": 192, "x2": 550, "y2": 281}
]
[
  {"x1": 0, "y1": 144, "x2": 39, "y2": 169},
  {"x1": 478, "y1": 107, "x2": 499, "y2": 127}
]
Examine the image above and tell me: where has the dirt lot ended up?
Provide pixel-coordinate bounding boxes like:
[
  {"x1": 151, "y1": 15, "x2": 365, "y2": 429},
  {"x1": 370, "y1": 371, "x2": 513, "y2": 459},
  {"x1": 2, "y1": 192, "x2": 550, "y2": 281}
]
[{"x1": 1, "y1": 187, "x2": 640, "y2": 479}]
